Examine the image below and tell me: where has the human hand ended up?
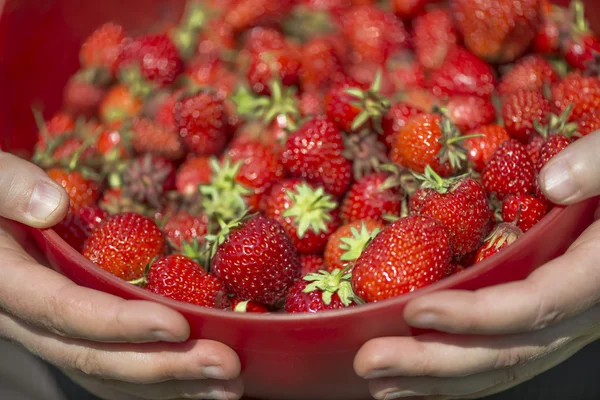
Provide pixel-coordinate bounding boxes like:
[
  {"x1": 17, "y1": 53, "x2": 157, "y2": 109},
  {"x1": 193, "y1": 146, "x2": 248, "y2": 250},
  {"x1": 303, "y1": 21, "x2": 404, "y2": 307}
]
[
  {"x1": 0, "y1": 151, "x2": 243, "y2": 400},
  {"x1": 353, "y1": 131, "x2": 600, "y2": 400}
]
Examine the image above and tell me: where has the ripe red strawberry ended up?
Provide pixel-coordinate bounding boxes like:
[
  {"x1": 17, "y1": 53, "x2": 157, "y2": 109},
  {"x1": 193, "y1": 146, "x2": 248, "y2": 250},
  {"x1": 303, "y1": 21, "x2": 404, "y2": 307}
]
[
  {"x1": 482, "y1": 139, "x2": 534, "y2": 200},
  {"x1": 241, "y1": 26, "x2": 287, "y2": 54},
  {"x1": 197, "y1": 17, "x2": 237, "y2": 58},
  {"x1": 465, "y1": 124, "x2": 511, "y2": 172},
  {"x1": 387, "y1": 54, "x2": 427, "y2": 92},
  {"x1": 82, "y1": 213, "x2": 166, "y2": 281},
  {"x1": 381, "y1": 102, "x2": 423, "y2": 149},
  {"x1": 63, "y1": 73, "x2": 108, "y2": 118},
  {"x1": 281, "y1": 116, "x2": 353, "y2": 197},
  {"x1": 96, "y1": 127, "x2": 129, "y2": 159},
  {"x1": 323, "y1": 79, "x2": 364, "y2": 132},
  {"x1": 231, "y1": 298, "x2": 269, "y2": 313},
  {"x1": 285, "y1": 269, "x2": 361, "y2": 313},
  {"x1": 80, "y1": 22, "x2": 125, "y2": 74},
  {"x1": 154, "y1": 90, "x2": 182, "y2": 129},
  {"x1": 340, "y1": 5, "x2": 408, "y2": 64},
  {"x1": 145, "y1": 255, "x2": 229, "y2": 309},
  {"x1": 392, "y1": 0, "x2": 432, "y2": 19},
  {"x1": 47, "y1": 168, "x2": 101, "y2": 212},
  {"x1": 413, "y1": 8, "x2": 458, "y2": 70},
  {"x1": 502, "y1": 194, "x2": 548, "y2": 232},
  {"x1": 427, "y1": 47, "x2": 496, "y2": 99},
  {"x1": 99, "y1": 84, "x2": 143, "y2": 124},
  {"x1": 347, "y1": 62, "x2": 395, "y2": 97},
  {"x1": 300, "y1": 36, "x2": 345, "y2": 90},
  {"x1": 53, "y1": 206, "x2": 108, "y2": 252},
  {"x1": 341, "y1": 173, "x2": 403, "y2": 224},
  {"x1": 445, "y1": 95, "x2": 496, "y2": 133},
  {"x1": 552, "y1": 73, "x2": 600, "y2": 121},
  {"x1": 299, "y1": 91, "x2": 325, "y2": 117},
  {"x1": 131, "y1": 117, "x2": 184, "y2": 160},
  {"x1": 224, "y1": 0, "x2": 295, "y2": 33},
  {"x1": 561, "y1": 1, "x2": 600, "y2": 70},
  {"x1": 498, "y1": 55, "x2": 559, "y2": 96},
  {"x1": 502, "y1": 89, "x2": 551, "y2": 143},
  {"x1": 162, "y1": 211, "x2": 209, "y2": 251},
  {"x1": 526, "y1": 133, "x2": 546, "y2": 166},
  {"x1": 475, "y1": 222, "x2": 523, "y2": 262},
  {"x1": 211, "y1": 215, "x2": 301, "y2": 305},
  {"x1": 325, "y1": 219, "x2": 383, "y2": 272},
  {"x1": 352, "y1": 215, "x2": 452, "y2": 302},
  {"x1": 577, "y1": 111, "x2": 600, "y2": 137},
  {"x1": 411, "y1": 167, "x2": 490, "y2": 256},
  {"x1": 266, "y1": 180, "x2": 341, "y2": 254},
  {"x1": 117, "y1": 34, "x2": 184, "y2": 87},
  {"x1": 175, "y1": 156, "x2": 213, "y2": 196},
  {"x1": 300, "y1": 255, "x2": 326, "y2": 276},
  {"x1": 533, "y1": 134, "x2": 573, "y2": 205},
  {"x1": 246, "y1": 43, "x2": 301, "y2": 95},
  {"x1": 186, "y1": 57, "x2": 237, "y2": 98},
  {"x1": 173, "y1": 91, "x2": 229, "y2": 156},
  {"x1": 532, "y1": 0, "x2": 561, "y2": 54},
  {"x1": 450, "y1": 0, "x2": 542, "y2": 63},
  {"x1": 34, "y1": 112, "x2": 76, "y2": 152}
]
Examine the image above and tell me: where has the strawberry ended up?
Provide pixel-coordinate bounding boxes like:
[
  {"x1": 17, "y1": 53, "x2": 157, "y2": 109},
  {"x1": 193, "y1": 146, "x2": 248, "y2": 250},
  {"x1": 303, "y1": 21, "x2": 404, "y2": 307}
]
[
  {"x1": 552, "y1": 73, "x2": 600, "y2": 121},
  {"x1": 411, "y1": 167, "x2": 490, "y2": 256},
  {"x1": 427, "y1": 47, "x2": 496, "y2": 99},
  {"x1": 185, "y1": 56, "x2": 239, "y2": 100},
  {"x1": 381, "y1": 102, "x2": 423, "y2": 149},
  {"x1": 482, "y1": 139, "x2": 534, "y2": 200},
  {"x1": 577, "y1": 111, "x2": 600, "y2": 137},
  {"x1": 96, "y1": 127, "x2": 129, "y2": 160},
  {"x1": 63, "y1": 73, "x2": 108, "y2": 118},
  {"x1": 224, "y1": 0, "x2": 295, "y2": 33},
  {"x1": 48, "y1": 168, "x2": 101, "y2": 212},
  {"x1": 300, "y1": 36, "x2": 345, "y2": 90},
  {"x1": 412, "y1": 8, "x2": 458, "y2": 70},
  {"x1": 173, "y1": 91, "x2": 229, "y2": 156},
  {"x1": 265, "y1": 180, "x2": 341, "y2": 254},
  {"x1": 162, "y1": 211, "x2": 209, "y2": 252},
  {"x1": 34, "y1": 112, "x2": 76, "y2": 152},
  {"x1": 445, "y1": 95, "x2": 496, "y2": 134},
  {"x1": 300, "y1": 255, "x2": 326, "y2": 275},
  {"x1": 211, "y1": 215, "x2": 301, "y2": 305},
  {"x1": 82, "y1": 212, "x2": 166, "y2": 281},
  {"x1": 231, "y1": 298, "x2": 270, "y2": 313},
  {"x1": 281, "y1": 116, "x2": 353, "y2": 197},
  {"x1": 285, "y1": 269, "x2": 361, "y2": 313},
  {"x1": 450, "y1": 0, "x2": 542, "y2": 64},
  {"x1": 498, "y1": 55, "x2": 559, "y2": 96},
  {"x1": 324, "y1": 219, "x2": 383, "y2": 272},
  {"x1": 392, "y1": 0, "x2": 432, "y2": 19},
  {"x1": 154, "y1": 90, "x2": 182, "y2": 129},
  {"x1": 121, "y1": 154, "x2": 176, "y2": 210},
  {"x1": 80, "y1": 22, "x2": 125, "y2": 74},
  {"x1": 465, "y1": 124, "x2": 511, "y2": 172},
  {"x1": 526, "y1": 133, "x2": 546, "y2": 166},
  {"x1": 532, "y1": 0, "x2": 561, "y2": 54},
  {"x1": 341, "y1": 173, "x2": 404, "y2": 224},
  {"x1": 475, "y1": 222, "x2": 523, "y2": 262},
  {"x1": 387, "y1": 54, "x2": 427, "y2": 93},
  {"x1": 145, "y1": 255, "x2": 229, "y2": 309},
  {"x1": 241, "y1": 27, "x2": 287, "y2": 54},
  {"x1": 561, "y1": 0, "x2": 600, "y2": 70},
  {"x1": 352, "y1": 215, "x2": 452, "y2": 302},
  {"x1": 131, "y1": 117, "x2": 184, "y2": 160},
  {"x1": 175, "y1": 156, "x2": 213, "y2": 196},
  {"x1": 347, "y1": 61, "x2": 395, "y2": 97},
  {"x1": 299, "y1": 91, "x2": 325, "y2": 117},
  {"x1": 53, "y1": 206, "x2": 108, "y2": 252},
  {"x1": 502, "y1": 194, "x2": 548, "y2": 232},
  {"x1": 197, "y1": 18, "x2": 237, "y2": 59},
  {"x1": 533, "y1": 134, "x2": 573, "y2": 205},
  {"x1": 99, "y1": 84, "x2": 142, "y2": 124},
  {"x1": 246, "y1": 42, "x2": 301, "y2": 95},
  {"x1": 502, "y1": 89, "x2": 552, "y2": 143}
]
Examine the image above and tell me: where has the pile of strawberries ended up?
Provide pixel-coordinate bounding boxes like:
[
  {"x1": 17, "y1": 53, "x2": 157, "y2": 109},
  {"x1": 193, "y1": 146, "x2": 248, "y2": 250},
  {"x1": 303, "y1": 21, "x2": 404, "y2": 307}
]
[{"x1": 31, "y1": 0, "x2": 600, "y2": 313}]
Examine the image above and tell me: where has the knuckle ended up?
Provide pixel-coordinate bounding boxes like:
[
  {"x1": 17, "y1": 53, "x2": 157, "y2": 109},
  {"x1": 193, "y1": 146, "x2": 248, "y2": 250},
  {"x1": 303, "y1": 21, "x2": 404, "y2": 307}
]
[
  {"x1": 70, "y1": 348, "x2": 103, "y2": 377},
  {"x1": 530, "y1": 295, "x2": 564, "y2": 331},
  {"x1": 494, "y1": 348, "x2": 523, "y2": 370}
]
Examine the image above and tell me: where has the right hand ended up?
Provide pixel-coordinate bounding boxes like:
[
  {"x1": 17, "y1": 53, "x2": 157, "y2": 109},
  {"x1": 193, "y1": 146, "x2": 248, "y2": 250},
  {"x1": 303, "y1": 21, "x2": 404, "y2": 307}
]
[{"x1": 0, "y1": 151, "x2": 243, "y2": 400}]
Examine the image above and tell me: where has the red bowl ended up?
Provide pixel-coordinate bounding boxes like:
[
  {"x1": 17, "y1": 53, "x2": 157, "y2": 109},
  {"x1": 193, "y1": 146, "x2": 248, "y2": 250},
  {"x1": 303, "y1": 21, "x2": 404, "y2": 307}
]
[{"x1": 1, "y1": 1, "x2": 599, "y2": 399}]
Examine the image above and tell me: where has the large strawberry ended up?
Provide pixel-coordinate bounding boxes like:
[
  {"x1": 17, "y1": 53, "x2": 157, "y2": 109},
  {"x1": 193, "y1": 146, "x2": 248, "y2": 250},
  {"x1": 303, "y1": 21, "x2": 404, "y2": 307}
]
[
  {"x1": 465, "y1": 124, "x2": 511, "y2": 172},
  {"x1": 412, "y1": 8, "x2": 458, "y2": 70},
  {"x1": 502, "y1": 194, "x2": 548, "y2": 232},
  {"x1": 450, "y1": 0, "x2": 542, "y2": 64},
  {"x1": 551, "y1": 73, "x2": 600, "y2": 121},
  {"x1": 82, "y1": 212, "x2": 166, "y2": 281},
  {"x1": 211, "y1": 215, "x2": 301, "y2": 305},
  {"x1": 502, "y1": 89, "x2": 551, "y2": 143},
  {"x1": 324, "y1": 219, "x2": 383, "y2": 272},
  {"x1": 482, "y1": 139, "x2": 534, "y2": 200},
  {"x1": 352, "y1": 215, "x2": 452, "y2": 302},
  {"x1": 381, "y1": 102, "x2": 424, "y2": 150}
]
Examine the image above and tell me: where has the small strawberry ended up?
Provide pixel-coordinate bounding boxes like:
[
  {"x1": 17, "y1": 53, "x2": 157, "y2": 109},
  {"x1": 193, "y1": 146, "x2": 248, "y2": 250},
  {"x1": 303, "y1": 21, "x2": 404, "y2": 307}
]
[
  {"x1": 498, "y1": 55, "x2": 559, "y2": 96},
  {"x1": 145, "y1": 255, "x2": 229, "y2": 309},
  {"x1": 533, "y1": 134, "x2": 573, "y2": 205},
  {"x1": 175, "y1": 156, "x2": 214, "y2": 196},
  {"x1": 162, "y1": 211, "x2": 210, "y2": 252},
  {"x1": 224, "y1": 0, "x2": 295, "y2": 33},
  {"x1": 482, "y1": 139, "x2": 534, "y2": 200},
  {"x1": 299, "y1": 90, "x2": 325, "y2": 117},
  {"x1": 325, "y1": 220, "x2": 383, "y2": 272},
  {"x1": 392, "y1": 0, "x2": 432, "y2": 19},
  {"x1": 53, "y1": 206, "x2": 108, "y2": 252},
  {"x1": 231, "y1": 298, "x2": 270, "y2": 313},
  {"x1": 186, "y1": 56, "x2": 239, "y2": 100},
  {"x1": 560, "y1": 0, "x2": 600, "y2": 70},
  {"x1": 63, "y1": 72, "x2": 108, "y2": 118},
  {"x1": 246, "y1": 42, "x2": 301, "y2": 95},
  {"x1": 475, "y1": 222, "x2": 523, "y2": 262},
  {"x1": 99, "y1": 84, "x2": 143, "y2": 124},
  {"x1": 96, "y1": 127, "x2": 129, "y2": 160},
  {"x1": 502, "y1": 89, "x2": 552, "y2": 143},
  {"x1": 82, "y1": 212, "x2": 166, "y2": 281},
  {"x1": 502, "y1": 195, "x2": 548, "y2": 232},
  {"x1": 300, "y1": 36, "x2": 345, "y2": 90},
  {"x1": 300, "y1": 255, "x2": 327, "y2": 275},
  {"x1": 48, "y1": 168, "x2": 101, "y2": 212},
  {"x1": 526, "y1": 133, "x2": 546, "y2": 166},
  {"x1": 210, "y1": 215, "x2": 301, "y2": 305},
  {"x1": 532, "y1": 0, "x2": 561, "y2": 54},
  {"x1": 80, "y1": 22, "x2": 125, "y2": 75},
  {"x1": 450, "y1": 0, "x2": 542, "y2": 63},
  {"x1": 577, "y1": 111, "x2": 600, "y2": 137},
  {"x1": 465, "y1": 124, "x2": 511, "y2": 172},
  {"x1": 386, "y1": 54, "x2": 427, "y2": 93},
  {"x1": 341, "y1": 173, "x2": 404, "y2": 224},
  {"x1": 412, "y1": 8, "x2": 458, "y2": 70},
  {"x1": 381, "y1": 102, "x2": 424, "y2": 149},
  {"x1": 131, "y1": 117, "x2": 184, "y2": 160},
  {"x1": 552, "y1": 73, "x2": 600, "y2": 121},
  {"x1": 445, "y1": 95, "x2": 497, "y2": 133},
  {"x1": 265, "y1": 180, "x2": 341, "y2": 254},
  {"x1": 352, "y1": 215, "x2": 452, "y2": 302}
]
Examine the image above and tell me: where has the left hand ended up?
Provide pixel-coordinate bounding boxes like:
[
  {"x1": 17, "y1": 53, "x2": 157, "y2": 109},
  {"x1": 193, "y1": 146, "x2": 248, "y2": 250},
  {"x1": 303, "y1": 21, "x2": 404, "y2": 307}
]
[{"x1": 353, "y1": 131, "x2": 600, "y2": 400}]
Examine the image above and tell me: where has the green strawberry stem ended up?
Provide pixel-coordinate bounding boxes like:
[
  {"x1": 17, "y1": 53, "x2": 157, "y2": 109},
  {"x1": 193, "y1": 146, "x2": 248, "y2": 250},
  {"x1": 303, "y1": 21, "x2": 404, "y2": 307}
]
[
  {"x1": 534, "y1": 104, "x2": 578, "y2": 138},
  {"x1": 339, "y1": 223, "x2": 382, "y2": 262},
  {"x1": 119, "y1": 66, "x2": 155, "y2": 99},
  {"x1": 347, "y1": 70, "x2": 391, "y2": 133},
  {"x1": 571, "y1": 0, "x2": 588, "y2": 33},
  {"x1": 303, "y1": 268, "x2": 363, "y2": 306},
  {"x1": 283, "y1": 183, "x2": 338, "y2": 238},
  {"x1": 437, "y1": 115, "x2": 484, "y2": 171},
  {"x1": 128, "y1": 277, "x2": 147, "y2": 286},
  {"x1": 233, "y1": 300, "x2": 251, "y2": 313},
  {"x1": 413, "y1": 165, "x2": 470, "y2": 194},
  {"x1": 204, "y1": 212, "x2": 254, "y2": 258}
]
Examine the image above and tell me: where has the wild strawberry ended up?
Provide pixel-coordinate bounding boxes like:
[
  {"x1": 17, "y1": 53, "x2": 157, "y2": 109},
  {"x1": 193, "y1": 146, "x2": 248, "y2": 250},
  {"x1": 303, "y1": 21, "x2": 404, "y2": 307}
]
[
  {"x1": 162, "y1": 211, "x2": 209, "y2": 252},
  {"x1": 387, "y1": 54, "x2": 427, "y2": 93},
  {"x1": 325, "y1": 219, "x2": 383, "y2": 272},
  {"x1": 392, "y1": 0, "x2": 432, "y2": 19},
  {"x1": 465, "y1": 124, "x2": 511, "y2": 172},
  {"x1": 427, "y1": 47, "x2": 496, "y2": 99},
  {"x1": 185, "y1": 57, "x2": 239, "y2": 100},
  {"x1": 281, "y1": 116, "x2": 353, "y2": 197},
  {"x1": 53, "y1": 206, "x2": 108, "y2": 252},
  {"x1": 498, "y1": 55, "x2": 559, "y2": 96},
  {"x1": 95, "y1": 127, "x2": 129, "y2": 160},
  {"x1": 300, "y1": 36, "x2": 345, "y2": 90},
  {"x1": 63, "y1": 73, "x2": 108, "y2": 118},
  {"x1": 285, "y1": 269, "x2": 361, "y2": 313},
  {"x1": 561, "y1": 0, "x2": 600, "y2": 70},
  {"x1": 300, "y1": 255, "x2": 326, "y2": 276},
  {"x1": 445, "y1": 95, "x2": 496, "y2": 133},
  {"x1": 502, "y1": 194, "x2": 548, "y2": 232},
  {"x1": 352, "y1": 215, "x2": 452, "y2": 302},
  {"x1": 231, "y1": 298, "x2": 269, "y2": 313},
  {"x1": 552, "y1": 73, "x2": 600, "y2": 121},
  {"x1": 381, "y1": 102, "x2": 423, "y2": 149},
  {"x1": 197, "y1": 18, "x2": 237, "y2": 59},
  {"x1": 266, "y1": 180, "x2": 341, "y2": 254},
  {"x1": 224, "y1": 0, "x2": 295, "y2": 33},
  {"x1": 47, "y1": 168, "x2": 101, "y2": 212},
  {"x1": 175, "y1": 156, "x2": 213, "y2": 196},
  {"x1": 450, "y1": 0, "x2": 542, "y2": 63},
  {"x1": 577, "y1": 111, "x2": 600, "y2": 137},
  {"x1": 210, "y1": 215, "x2": 301, "y2": 305},
  {"x1": 99, "y1": 84, "x2": 142, "y2": 124},
  {"x1": 413, "y1": 8, "x2": 458, "y2": 70},
  {"x1": 174, "y1": 91, "x2": 229, "y2": 156},
  {"x1": 82, "y1": 212, "x2": 166, "y2": 281},
  {"x1": 341, "y1": 173, "x2": 404, "y2": 224},
  {"x1": 154, "y1": 90, "x2": 182, "y2": 129},
  {"x1": 502, "y1": 89, "x2": 552, "y2": 143},
  {"x1": 131, "y1": 117, "x2": 184, "y2": 160},
  {"x1": 80, "y1": 22, "x2": 125, "y2": 74},
  {"x1": 121, "y1": 154, "x2": 176, "y2": 210},
  {"x1": 482, "y1": 139, "x2": 534, "y2": 200},
  {"x1": 475, "y1": 222, "x2": 523, "y2": 262},
  {"x1": 527, "y1": 133, "x2": 546, "y2": 166},
  {"x1": 145, "y1": 255, "x2": 229, "y2": 309},
  {"x1": 246, "y1": 43, "x2": 301, "y2": 95}
]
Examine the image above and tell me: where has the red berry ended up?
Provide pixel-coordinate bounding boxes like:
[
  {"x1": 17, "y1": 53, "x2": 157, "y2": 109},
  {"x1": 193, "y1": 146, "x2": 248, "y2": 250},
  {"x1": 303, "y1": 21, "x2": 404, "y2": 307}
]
[
  {"x1": 466, "y1": 124, "x2": 511, "y2": 172},
  {"x1": 498, "y1": 55, "x2": 559, "y2": 96},
  {"x1": 502, "y1": 195, "x2": 548, "y2": 232},
  {"x1": 341, "y1": 173, "x2": 403, "y2": 224},
  {"x1": 475, "y1": 222, "x2": 523, "y2": 262},
  {"x1": 53, "y1": 206, "x2": 108, "y2": 252},
  {"x1": 482, "y1": 139, "x2": 534, "y2": 200},
  {"x1": 413, "y1": 8, "x2": 458, "y2": 70},
  {"x1": 300, "y1": 255, "x2": 326, "y2": 276},
  {"x1": 324, "y1": 219, "x2": 384, "y2": 272},
  {"x1": 502, "y1": 89, "x2": 551, "y2": 143}
]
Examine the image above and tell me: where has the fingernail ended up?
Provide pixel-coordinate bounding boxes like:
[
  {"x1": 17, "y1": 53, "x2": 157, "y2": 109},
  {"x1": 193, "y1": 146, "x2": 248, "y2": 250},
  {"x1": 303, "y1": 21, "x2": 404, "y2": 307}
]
[
  {"x1": 410, "y1": 312, "x2": 439, "y2": 328},
  {"x1": 203, "y1": 366, "x2": 226, "y2": 380},
  {"x1": 384, "y1": 390, "x2": 423, "y2": 399},
  {"x1": 365, "y1": 368, "x2": 391, "y2": 379},
  {"x1": 152, "y1": 329, "x2": 180, "y2": 343},
  {"x1": 28, "y1": 182, "x2": 63, "y2": 221},
  {"x1": 541, "y1": 157, "x2": 579, "y2": 202}
]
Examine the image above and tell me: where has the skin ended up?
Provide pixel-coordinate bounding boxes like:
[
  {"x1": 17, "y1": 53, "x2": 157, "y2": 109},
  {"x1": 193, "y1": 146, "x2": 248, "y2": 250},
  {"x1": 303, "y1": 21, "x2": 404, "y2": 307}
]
[
  {"x1": 354, "y1": 130, "x2": 600, "y2": 399},
  {"x1": 0, "y1": 151, "x2": 242, "y2": 400}
]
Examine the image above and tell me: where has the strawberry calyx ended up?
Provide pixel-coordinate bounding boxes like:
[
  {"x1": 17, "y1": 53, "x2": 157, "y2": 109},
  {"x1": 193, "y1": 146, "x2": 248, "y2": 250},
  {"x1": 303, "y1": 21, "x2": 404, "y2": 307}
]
[
  {"x1": 99, "y1": 190, "x2": 150, "y2": 217},
  {"x1": 283, "y1": 6, "x2": 334, "y2": 43},
  {"x1": 119, "y1": 65, "x2": 156, "y2": 99},
  {"x1": 179, "y1": 238, "x2": 210, "y2": 269},
  {"x1": 342, "y1": 130, "x2": 390, "y2": 180},
  {"x1": 121, "y1": 153, "x2": 171, "y2": 209},
  {"x1": 412, "y1": 165, "x2": 469, "y2": 194},
  {"x1": 534, "y1": 104, "x2": 579, "y2": 139},
  {"x1": 205, "y1": 212, "x2": 252, "y2": 258},
  {"x1": 170, "y1": 1, "x2": 208, "y2": 60},
  {"x1": 283, "y1": 183, "x2": 338, "y2": 238},
  {"x1": 346, "y1": 70, "x2": 392, "y2": 133},
  {"x1": 570, "y1": 0, "x2": 590, "y2": 35},
  {"x1": 339, "y1": 222, "x2": 382, "y2": 262},
  {"x1": 480, "y1": 222, "x2": 523, "y2": 253},
  {"x1": 435, "y1": 113, "x2": 483, "y2": 172},
  {"x1": 302, "y1": 267, "x2": 363, "y2": 307}
]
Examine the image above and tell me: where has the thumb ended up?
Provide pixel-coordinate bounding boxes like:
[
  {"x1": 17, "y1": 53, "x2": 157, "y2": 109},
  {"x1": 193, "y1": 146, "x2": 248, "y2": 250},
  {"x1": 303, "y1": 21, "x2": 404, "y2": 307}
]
[
  {"x1": 0, "y1": 151, "x2": 69, "y2": 228},
  {"x1": 538, "y1": 130, "x2": 600, "y2": 205}
]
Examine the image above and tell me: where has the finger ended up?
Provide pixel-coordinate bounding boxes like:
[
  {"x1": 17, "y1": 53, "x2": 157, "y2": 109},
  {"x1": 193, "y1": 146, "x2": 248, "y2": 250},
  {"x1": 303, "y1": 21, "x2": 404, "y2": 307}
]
[
  {"x1": 403, "y1": 221, "x2": 600, "y2": 335},
  {"x1": 0, "y1": 229, "x2": 190, "y2": 343},
  {"x1": 538, "y1": 129, "x2": 600, "y2": 204},
  {"x1": 0, "y1": 311, "x2": 241, "y2": 384},
  {"x1": 0, "y1": 151, "x2": 69, "y2": 228}
]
